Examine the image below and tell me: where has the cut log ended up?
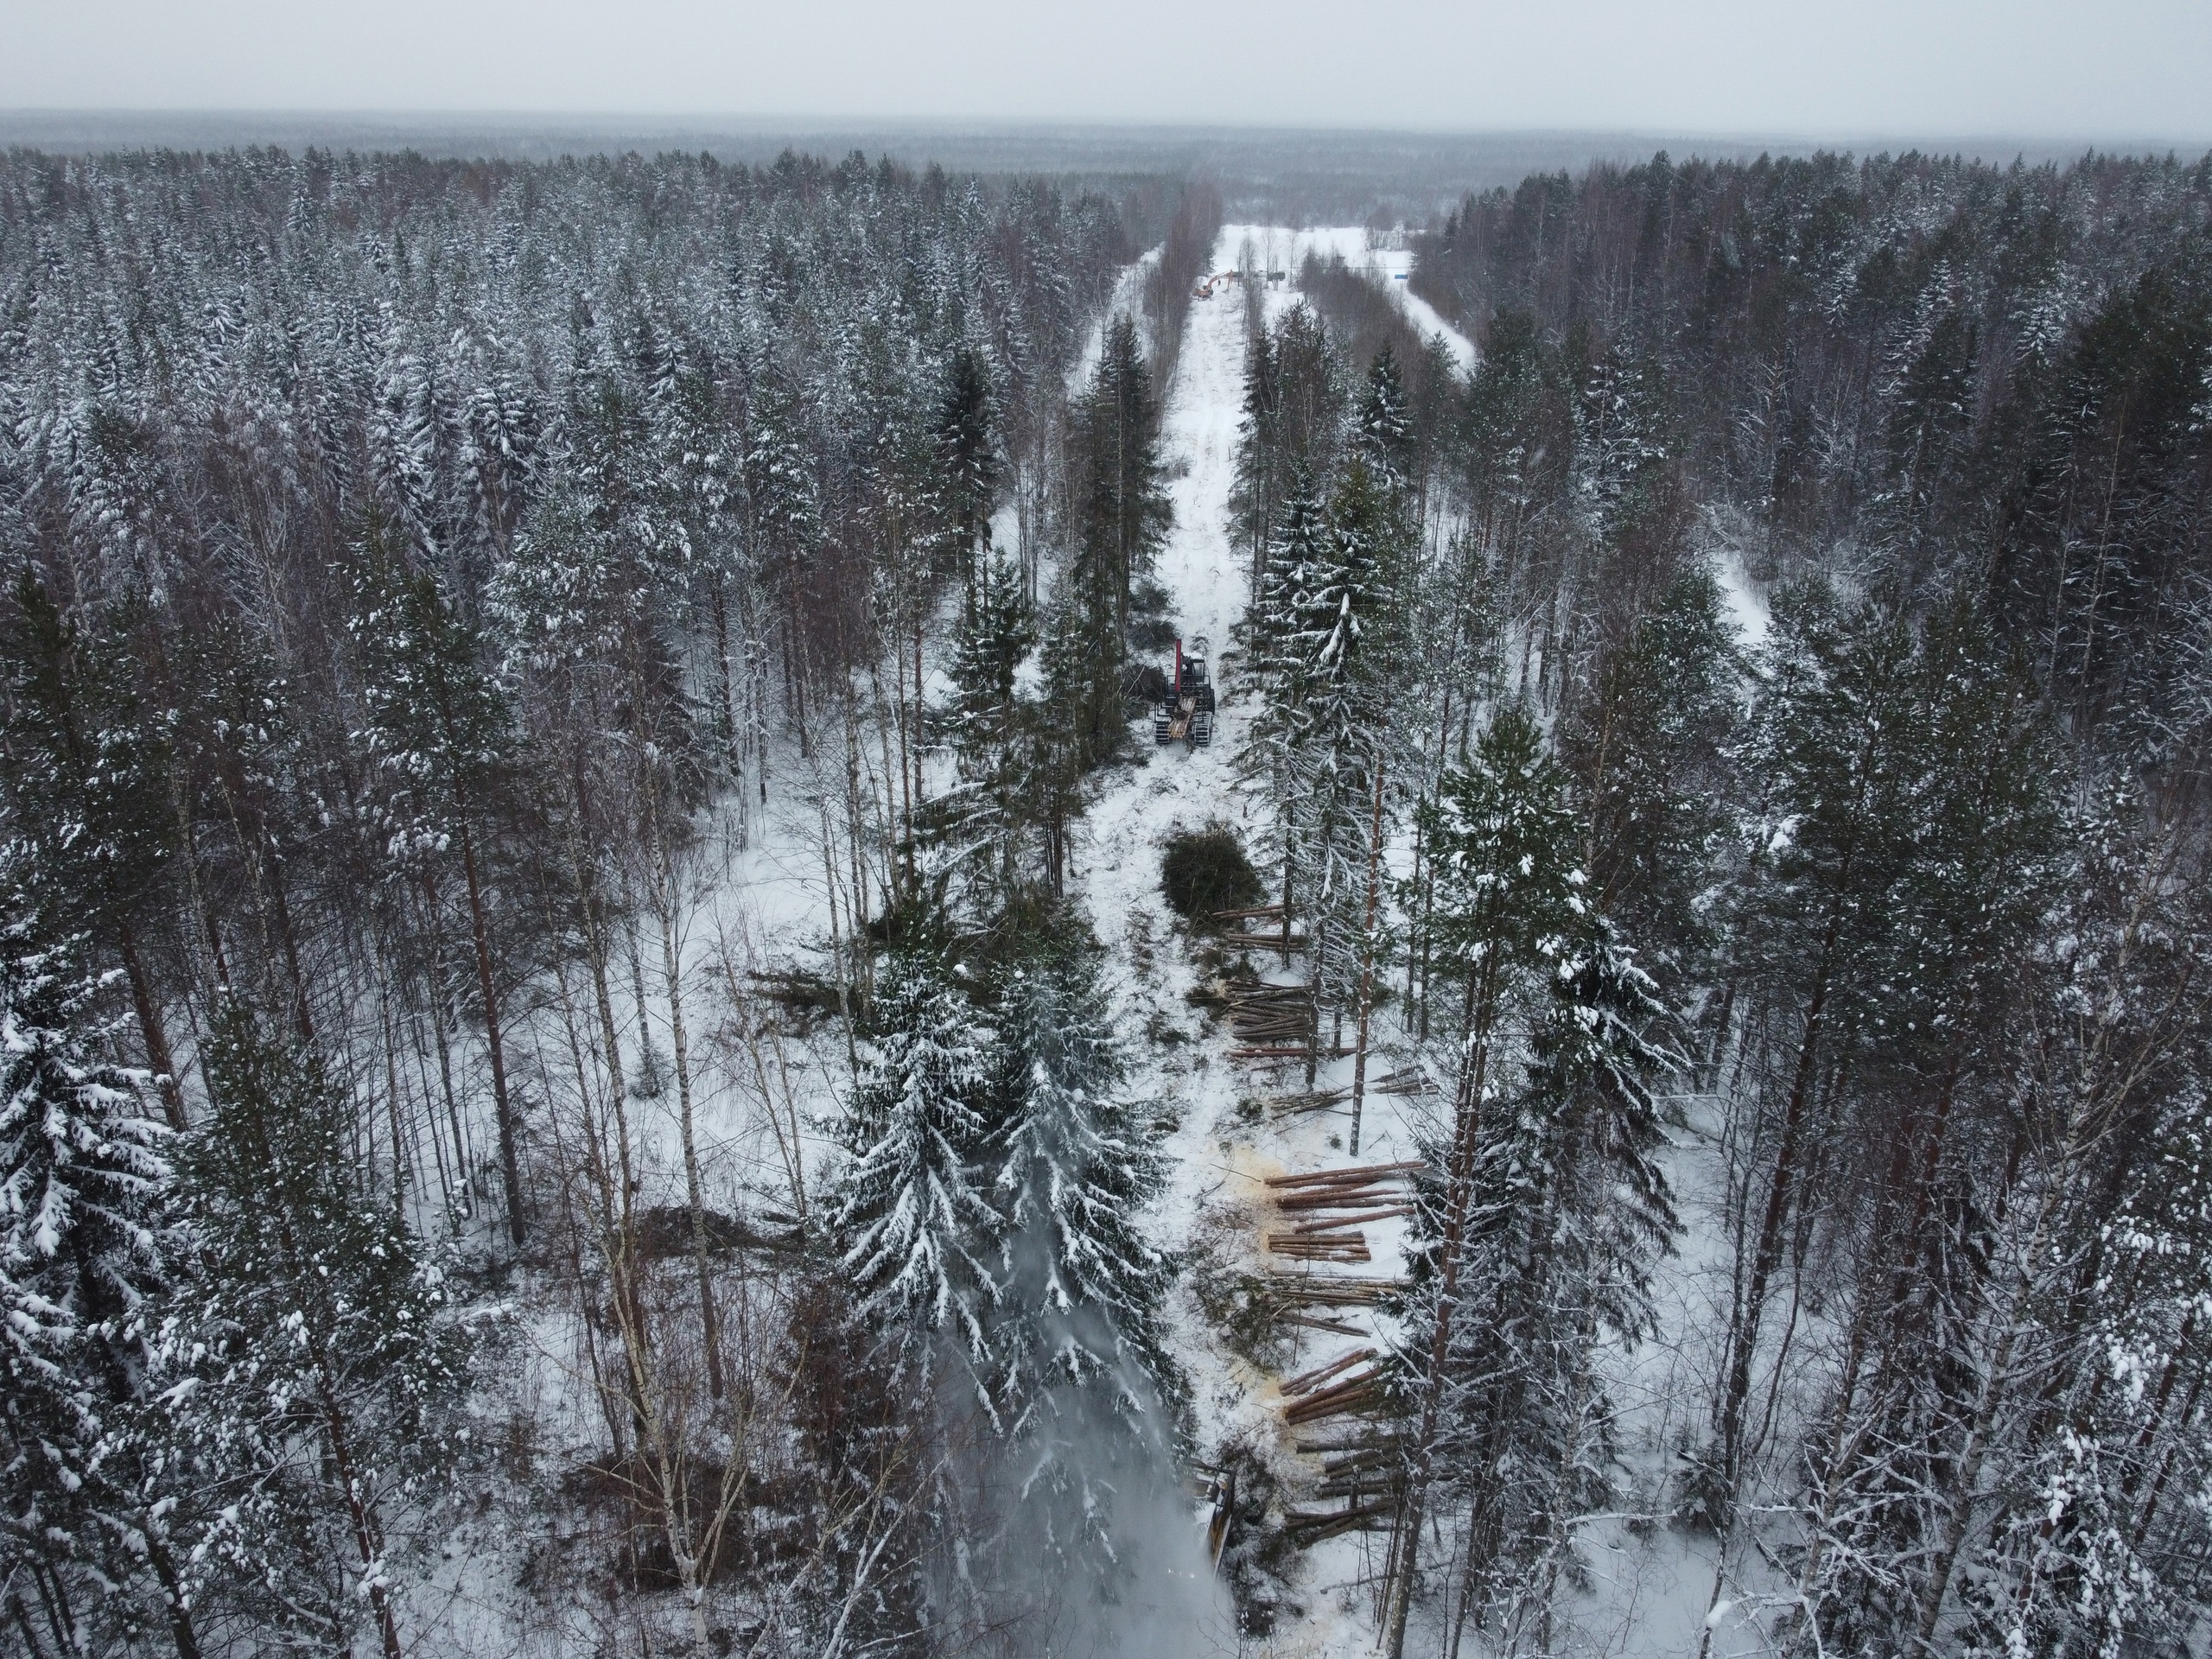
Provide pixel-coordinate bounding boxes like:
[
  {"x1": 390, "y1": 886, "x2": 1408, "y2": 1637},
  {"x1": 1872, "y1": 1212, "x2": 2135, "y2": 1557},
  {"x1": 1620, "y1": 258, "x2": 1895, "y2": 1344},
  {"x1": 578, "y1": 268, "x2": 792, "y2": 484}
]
[
  {"x1": 1278, "y1": 1192, "x2": 1395, "y2": 1213},
  {"x1": 1280, "y1": 1348, "x2": 1377, "y2": 1398},
  {"x1": 1268, "y1": 1239, "x2": 1371, "y2": 1263},
  {"x1": 1275, "y1": 1185, "x2": 1397, "y2": 1211},
  {"x1": 1264, "y1": 1160, "x2": 1426, "y2": 1189},
  {"x1": 1264, "y1": 1274, "x2": 1406, "y2": 1306},
  {"x1": 1276, "y1": 1312, "x2": 1366, "y2": 1337},
  {"x1": 1294, "y1": 1433, "x2": 1407, "y2": 1456},
  {"x1": 1282, "y1": 1376, "x2": 1380, "y2": 1421},
  {"x1": 1283, "y1": 1374, "x2": 1385, "y2": 1426},
  {"x1": 1314, "y1": 1471, "x2": 1405, "y2": 1499},
  {"x1": 1280, "y1": 1205, "x2": 1414, "y2": 1235},
  {"x1": 1319, "y1": 1446, "x2": 1402, "y2": 1476}
]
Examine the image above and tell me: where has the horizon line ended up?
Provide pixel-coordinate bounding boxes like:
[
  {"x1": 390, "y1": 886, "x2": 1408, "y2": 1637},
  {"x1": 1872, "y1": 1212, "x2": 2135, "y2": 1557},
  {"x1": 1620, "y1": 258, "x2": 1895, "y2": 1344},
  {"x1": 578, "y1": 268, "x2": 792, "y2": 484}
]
[{"x1": 0, "y1": 110, "x2": 2205, "y2": 152}]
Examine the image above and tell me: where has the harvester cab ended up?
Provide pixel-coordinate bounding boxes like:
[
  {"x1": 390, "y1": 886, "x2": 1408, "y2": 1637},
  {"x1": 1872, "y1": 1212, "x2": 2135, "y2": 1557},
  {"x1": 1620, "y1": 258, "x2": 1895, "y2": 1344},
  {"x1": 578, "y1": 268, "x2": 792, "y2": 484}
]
[{"x1": 1153, "y1": 636, "x2": 1216, "y2": 750}]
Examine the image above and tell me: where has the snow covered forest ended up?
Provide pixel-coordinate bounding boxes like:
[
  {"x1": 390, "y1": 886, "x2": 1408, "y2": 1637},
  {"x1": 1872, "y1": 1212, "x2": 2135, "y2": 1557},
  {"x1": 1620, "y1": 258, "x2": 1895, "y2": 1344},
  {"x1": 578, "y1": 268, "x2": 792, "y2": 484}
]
[{"x1": 3, "y1": 138, "x2": 2212, "y2": 1659}]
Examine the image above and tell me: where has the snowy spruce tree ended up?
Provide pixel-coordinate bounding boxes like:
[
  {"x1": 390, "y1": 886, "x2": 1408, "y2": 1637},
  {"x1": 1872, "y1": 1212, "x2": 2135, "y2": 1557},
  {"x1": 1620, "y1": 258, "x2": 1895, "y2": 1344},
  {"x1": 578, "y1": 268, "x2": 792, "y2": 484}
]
[
  {"x1": 1558, "y1": 564, "x2": 1745, "y2": 1007},
  {"x1": 1271, "y1": 302, "x2": 1346, "y2": 480},
  {"x1": 1247, "y1": 465, "x2": 1325, "y2": 721},
  {"x1": 831, "y1": 947, "x2": 999, "y2": 1375},
  {"x1": 929, "y1": 550, "x2": 1042, "y2": 928},
  {"x1": 149, "y1": 1002, "x2": 469, "y2": 1659},
  {"x1": 1572, "y1": 341, "x2": 1674, "y2": 568},
  {"x1": 1058, "y1": 314, "x2": 1171, "y2": 766},
  {"x1": 1353, "y1": 341, "x2": 1416, "y2": 502},
  {"x1": 1241, "y1": 467, "x2": 1326, "y2": 930},
  {"x1": 0, "y1": 570, "x2": 183, "y2": 1129},
  {"x1": 1696, "y1": 583, "x2": 1932, "y2": 1516},
  {"x1": 935, "y1": 343, "x2": 1002, "y2": 604},
  {"x1": 1290, "y1": 456, "x2": 1402, "y2": 1039},
  {"x1": 1968, "y1": 1033, "x2": 2212, "y2": 1659},
  {"x1": 638, "y1": 318, "x2": 753, "y2": 789},
  {"x1": 987, "y1": 943, "x2": 1170, "y2": 1427},
  {"x1": 0, "y1": 907, "x2": 195, "y2": 1658},
  {"x1": 349, "y1": 527, "x2": 530, "y2": 1241},
  {"x1": 1231, "y1": 322, "x2": 1283, "y2": 600},
  {"x1": 967, "y1": 938, "x2": 1179, "y2": 1613},
  {"x1": 1415, "y1": 924, "x2": 1677, "y2": 1649},
  {"x1": 1777, "y1": 606, "x2": 2075, "y2": 1655},
  {"x1": 1384, "y1": 702, "x2": 1677, "y2": 1656}
]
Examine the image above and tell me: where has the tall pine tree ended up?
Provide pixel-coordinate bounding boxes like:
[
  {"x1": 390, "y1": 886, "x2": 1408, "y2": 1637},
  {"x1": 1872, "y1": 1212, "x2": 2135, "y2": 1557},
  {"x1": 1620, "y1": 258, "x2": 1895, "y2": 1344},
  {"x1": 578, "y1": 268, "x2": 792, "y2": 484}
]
[
  {"x1": 0, "y1": 572, "x2": 182, "y2": 1129},
  {"x1": 1057, "y1": 315, "x2": 1170, "y2": 766},
  {"x1": 350, "y1": 531, "x2": 530, "y2": 1243}
]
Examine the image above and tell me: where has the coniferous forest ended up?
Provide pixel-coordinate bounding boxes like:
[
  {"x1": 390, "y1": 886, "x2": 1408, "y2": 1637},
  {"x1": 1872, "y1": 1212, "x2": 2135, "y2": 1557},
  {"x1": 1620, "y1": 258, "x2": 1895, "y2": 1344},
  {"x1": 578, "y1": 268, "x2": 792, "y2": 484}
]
[{"x1": 3, "y1": 140, "x2": 2211, "y2": 1659}]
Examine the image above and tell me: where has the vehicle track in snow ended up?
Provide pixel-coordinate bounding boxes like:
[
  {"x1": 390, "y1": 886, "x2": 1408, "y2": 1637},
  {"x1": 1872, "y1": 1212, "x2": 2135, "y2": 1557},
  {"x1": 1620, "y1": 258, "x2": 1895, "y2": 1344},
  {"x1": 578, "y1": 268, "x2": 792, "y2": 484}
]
[
  {"x1": 1071, "y1": 228, "x2": 1738, "y2": 1658},
  {"x1": 1067, "y1": 227, "x2": 1446, "y2": 1656}
]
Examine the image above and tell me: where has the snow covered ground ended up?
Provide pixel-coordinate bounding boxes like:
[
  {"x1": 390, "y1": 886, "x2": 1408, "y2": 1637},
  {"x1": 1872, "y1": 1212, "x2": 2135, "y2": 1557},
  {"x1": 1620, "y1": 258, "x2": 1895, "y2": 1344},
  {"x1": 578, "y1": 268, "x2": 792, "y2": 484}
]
[
  {"x1": 1066, "y1": 226, "x2": 1418, "y2": 1656},
  {"x1": 1219, "y1": 222, "x2": 1478, "y2": 372}
]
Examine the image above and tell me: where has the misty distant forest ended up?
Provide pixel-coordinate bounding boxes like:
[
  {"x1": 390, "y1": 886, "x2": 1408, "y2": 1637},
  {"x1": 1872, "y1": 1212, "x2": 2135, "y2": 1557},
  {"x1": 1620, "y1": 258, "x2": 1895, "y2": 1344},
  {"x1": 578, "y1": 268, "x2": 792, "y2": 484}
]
[{"x1": 2, "y1": 138, "x2": 2211, "y2": 1659}]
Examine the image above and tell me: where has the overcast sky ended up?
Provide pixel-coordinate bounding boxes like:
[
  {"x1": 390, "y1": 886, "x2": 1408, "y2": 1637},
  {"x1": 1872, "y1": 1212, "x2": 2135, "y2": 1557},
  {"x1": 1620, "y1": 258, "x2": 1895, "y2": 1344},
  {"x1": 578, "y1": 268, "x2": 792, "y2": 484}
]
[{"x1": 5, "y1": 0, "x2": 2207, "y2": 141}]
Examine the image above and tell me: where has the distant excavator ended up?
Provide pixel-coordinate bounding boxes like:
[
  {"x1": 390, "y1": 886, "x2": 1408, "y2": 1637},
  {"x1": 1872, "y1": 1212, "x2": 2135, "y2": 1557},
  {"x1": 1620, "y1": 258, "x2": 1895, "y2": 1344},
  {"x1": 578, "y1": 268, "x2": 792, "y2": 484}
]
[{"x1": 1153, "y1": 637, "x2": 1216, "y2": 750}]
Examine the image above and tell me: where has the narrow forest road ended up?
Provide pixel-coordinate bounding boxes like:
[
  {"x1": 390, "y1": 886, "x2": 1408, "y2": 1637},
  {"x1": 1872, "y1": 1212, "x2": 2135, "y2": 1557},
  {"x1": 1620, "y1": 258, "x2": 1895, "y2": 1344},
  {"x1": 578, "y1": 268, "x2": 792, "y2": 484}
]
[
  {"x1": 1068, "y1": 230, "x2": 1726, "y2": 1659},
  {"x1": 1068, "y1": 228, "x2": 1433, "y2": 1659},
  {"x1": 1068, "y1": 231, "x2": 1255, "y2": 1001}
]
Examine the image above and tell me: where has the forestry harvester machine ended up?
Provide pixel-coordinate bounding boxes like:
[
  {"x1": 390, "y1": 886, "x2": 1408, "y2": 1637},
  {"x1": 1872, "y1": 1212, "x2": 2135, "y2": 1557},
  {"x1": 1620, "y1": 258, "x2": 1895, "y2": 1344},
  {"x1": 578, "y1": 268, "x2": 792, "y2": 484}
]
[{"x1": 1154, "y1": 638, "x2": 1216, "y2": 750}]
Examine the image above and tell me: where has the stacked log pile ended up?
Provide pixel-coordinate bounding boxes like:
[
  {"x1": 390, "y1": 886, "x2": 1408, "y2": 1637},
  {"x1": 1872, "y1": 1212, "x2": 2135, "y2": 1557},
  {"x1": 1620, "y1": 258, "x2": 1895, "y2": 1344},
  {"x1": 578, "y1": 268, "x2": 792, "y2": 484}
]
[
  {"x1": 1255, "y1": 1163, "x2": 1426, "y2": 1548},
  {"x1": 1306, "y1": 1439, "x2": 1402, "y2": 1499},
  {"x1": 1223, "y1": 978, "x2": 1325, "y2": 1060},
  {"x1": 1280, "y1": 1348, "x2": 1387, "y2": 1427},
  {"x1": 1264, "y1": 1274, "x2": 1405, "y2": 1309},
  {"x1": 1262, "y1": 1162, "x2": 1419, "y2": 1263},
  {"x1": 1210, "y1": 904, "x2": 1308, "y2": 953},
  {"x1": 1281, "y1": 1428, "x2": 1405, "y2": 1541},
  {"x1": 1194, "y1": 906, "x2": 1431, "y2": 1556}
]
